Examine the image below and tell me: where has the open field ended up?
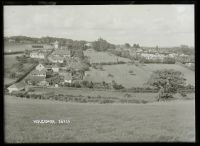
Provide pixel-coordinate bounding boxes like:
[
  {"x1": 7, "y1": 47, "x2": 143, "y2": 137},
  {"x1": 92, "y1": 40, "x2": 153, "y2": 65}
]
[
  {"x1": 84, "y1": 50, "x2": 131, "y2": 63},
  {"x1": 84, "y1": 64, "x2": 195, "y2": 88},
  {"x1": 4, "y1": 54, "x2": 35, "y2": 85},
  {"x1": 4, "y1": 54, "x2": 20, "y2": 69},
  {"x1": 4, "y1": 95, "x2": 195, "y2": 142},
  {"x1": 4, "y1": 43, "x2": 53, "y2": 52}
]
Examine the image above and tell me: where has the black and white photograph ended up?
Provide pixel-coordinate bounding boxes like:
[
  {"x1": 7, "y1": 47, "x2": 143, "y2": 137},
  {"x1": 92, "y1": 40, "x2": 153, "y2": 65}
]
[{"x1": 3, "y1": 4, "x2": 195, "y2": 143}]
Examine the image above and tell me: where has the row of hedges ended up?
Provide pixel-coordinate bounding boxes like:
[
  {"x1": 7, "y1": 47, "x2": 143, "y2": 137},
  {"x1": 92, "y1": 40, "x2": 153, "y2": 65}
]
[
  {"x1": 91, "y1": 61, "x2": 128, "y2": 66},
  {"x1": 11, "y1": 91, "x2": 148, "y2": 104}
]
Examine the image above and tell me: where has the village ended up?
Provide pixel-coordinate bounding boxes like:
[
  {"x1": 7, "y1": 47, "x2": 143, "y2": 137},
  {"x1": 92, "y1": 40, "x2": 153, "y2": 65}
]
[
  {"x1": 3, "y1": 5, "x2": 195, "y2": 143},
  {"x1": 5, "y1": 38, "x2": 195, "y2": 94}
]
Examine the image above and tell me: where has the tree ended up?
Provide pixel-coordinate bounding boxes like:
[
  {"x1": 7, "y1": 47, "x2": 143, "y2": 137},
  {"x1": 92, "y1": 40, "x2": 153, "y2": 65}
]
[
  {"x1": 133, "y1": 43, "x2": 140, "y2": 48},
  {"x1": 125, "y1": 43, "x2": 131, "y2": 48},
  {"x1": 92, "y1": 38, "x2": 115, "y2": 52},
  {"x1": 147, "y1": 69, "x2": 186, "y2": 101}
]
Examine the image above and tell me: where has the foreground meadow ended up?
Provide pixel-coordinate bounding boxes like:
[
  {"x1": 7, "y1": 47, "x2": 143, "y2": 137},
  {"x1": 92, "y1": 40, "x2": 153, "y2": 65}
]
[{"x1": 4, "y1": 95, "x2": 195, "y2": 143}]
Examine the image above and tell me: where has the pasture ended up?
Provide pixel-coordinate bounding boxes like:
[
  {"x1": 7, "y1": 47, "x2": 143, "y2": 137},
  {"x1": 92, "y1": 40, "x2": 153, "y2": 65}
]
[
  {"x1": 84, "y1": 64, "x2": 195, "y2": 88},
  {"x1": 4, "y1": 95, "x2": 195, "y2": 142},
  {"x1": 4, "y1": 54, "x2": 34, "y2": 85},
  {"x1": 83, "y1": 49, "x2": 131, "y2": 63},
  {"x1": 4, "y1": 54, "x2": 20, "y2": 69},
  {"x1": 4, "y1": 43, "x2": 53, "y2": 52}
]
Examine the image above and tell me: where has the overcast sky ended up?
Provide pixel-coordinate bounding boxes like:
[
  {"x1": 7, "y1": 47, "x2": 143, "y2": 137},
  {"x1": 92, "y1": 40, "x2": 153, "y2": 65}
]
[{"x1": 4, "y1": 5, "x2": 194, "y2": 47}]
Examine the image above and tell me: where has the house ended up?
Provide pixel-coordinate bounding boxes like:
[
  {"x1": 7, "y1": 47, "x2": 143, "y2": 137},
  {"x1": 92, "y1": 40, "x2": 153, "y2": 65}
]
[
  {"x1": 48, "y1": 55, "x2": 64, "y2": 63},
  {"x1": 52, "y1": 64, "x2": 59, "y2": 72},
  {"x1": 52, "y1": 49, "x2": 71, "y2": 58},
  {"x1": 31, "y1": 69, "x2": 46, "y2": 77},
  {"x1": 36, "y1": 63, "x2": 45, "y2": 71},
  {"x1": 168, "y1": 53, "x2": 177, "y2": 58},
  {"x1": 54, "y1": 40, "x2": 59, "y2": 49},
  {"x1": 30, "y1": 51, "x2": 45, "y2": 59},
  {"x1": 140, "y1": 53, "x2": 165, "y2": 60},
  {"x1": 85, "y1": 42, "x2": 92, "y2": 47},
  {"x1": 32, "y1": 45, "x2": 44, "y2": 48},
  {"x1": 7, "y1": 82, "x2": 26, "y2": 93}
]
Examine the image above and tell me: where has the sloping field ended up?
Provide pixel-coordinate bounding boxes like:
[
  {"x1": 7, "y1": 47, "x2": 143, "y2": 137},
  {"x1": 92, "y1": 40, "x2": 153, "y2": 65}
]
[
  {"x1": 4, "y1": 43, "x2": 53, "y2": 52},
  {"x1": 4, "y1": 54, "x2": 20, "y2": 69},
  {"x1": 84, "y1": 64, "x2": 195, "y2": 88},
  {"x1": 4, "y1": 96, "x2": 195, "y2": 142},
  {"x1": 84, "y1": 50, "x2": 130, "y2": 63}
]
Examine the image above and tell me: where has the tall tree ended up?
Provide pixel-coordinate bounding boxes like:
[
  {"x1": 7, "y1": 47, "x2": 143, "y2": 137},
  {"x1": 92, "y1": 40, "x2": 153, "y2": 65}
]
[{"x1": 147, "y1": 69, "x2": 186, "y2": 100}]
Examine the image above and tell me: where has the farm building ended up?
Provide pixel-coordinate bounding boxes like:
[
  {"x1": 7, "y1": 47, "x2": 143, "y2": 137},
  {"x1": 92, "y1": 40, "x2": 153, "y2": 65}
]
[
  {"x1": 52, "y1": 49, "x2": 71, "y2": 58},
  {"x1": 7, "y1": 82, "x2": 26, "y2": 93},
  {"x1": 85, "y1": 42, "x2": 92, "y2": 48},
  {"x1": 32, "y1": 45, "x2": 44, "y2": 48},
  {"x1": 30, "y1": 51, "x2": 45, "y2": 59},
  {"x1": 36, "y1": 63, "x2": 45, "y2": 71},
  {"x1": 31, "y1": 69, "x2": 46, "y2": 77},
  {"x1": 54, "y1": 40, "x2": 59, "y2": 49},
  {"x1": 52, "y1": 64, "x2": 59, "y2": 72},
  {"x1": 48, "y1": 55, "x2": 64, "y2": 63},
  {"x1": 140, "y1": 53, "x2": 165, "y2": 60}
]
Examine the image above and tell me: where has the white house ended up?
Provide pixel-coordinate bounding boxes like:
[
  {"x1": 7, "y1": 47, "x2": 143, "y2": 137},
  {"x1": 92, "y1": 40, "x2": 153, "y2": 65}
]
[
  {"x1": 140, "y1": 53, "x2": 165, "y2": 60},
  {"x1": 35, "y1": 63, "x2": 45, "y2": 71},
  {"x1": 7, "y1": 82, "x2": 26, "y2": 93},
  {"x1": 54, "y1": 40, "x2": 59, "y2": 49},
  {"x1": 48, "y1": 55, "x2": 64, "y2": 63},
  {"x1": 52, "y1": 49, "x2": 71, "y2": 58},
  {"x1": 52, "y1": 65, "x2": 59, "y2": 72},
  {"x1": 31, "y1": 69, "x2": 46, "y2": 77},
  {"x1": 30, "y1": 52, "x2": 45, "y2": 59}
]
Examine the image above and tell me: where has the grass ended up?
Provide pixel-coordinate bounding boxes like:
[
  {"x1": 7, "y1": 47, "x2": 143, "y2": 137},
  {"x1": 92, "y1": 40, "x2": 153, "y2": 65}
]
[
  {"x1": 84, "y1": 64, "x2": 195, "y2": 88},
  {"x1": 4, "y1": 43, "x2": 53, "y2": 52},
  {"x1": 4, "y1": 95, "x2": 195, "y2": 143},
  {"x1": 4, "y1": 54, "x2": 35, "y2": 85},
  {"x1": 4, "y1": 55, "x2": 20, "y2": 69},
  {"x1": 83, "y1": 49, "x2": 130, "y2": 63}
]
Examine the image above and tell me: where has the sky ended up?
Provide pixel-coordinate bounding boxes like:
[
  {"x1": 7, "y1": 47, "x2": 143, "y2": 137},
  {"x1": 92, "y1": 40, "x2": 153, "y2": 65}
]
[{"x1": 4, "y1": 5, "x2": 194, "y2": 47}]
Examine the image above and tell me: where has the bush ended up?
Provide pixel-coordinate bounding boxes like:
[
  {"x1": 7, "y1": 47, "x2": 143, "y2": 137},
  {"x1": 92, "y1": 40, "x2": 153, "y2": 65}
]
[
  {"x1": 113, "y1": 84, "x2": 124, "y2": 90},
  {"x1": 100, "y1": 99, "x2": 114, "y2": 104}
]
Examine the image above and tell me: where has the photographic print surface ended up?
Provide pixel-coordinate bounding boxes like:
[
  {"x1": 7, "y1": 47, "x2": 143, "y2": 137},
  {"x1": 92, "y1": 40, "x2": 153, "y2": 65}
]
[{"x1": 4, "y1": 5, "x2": 195, "y2": 143}]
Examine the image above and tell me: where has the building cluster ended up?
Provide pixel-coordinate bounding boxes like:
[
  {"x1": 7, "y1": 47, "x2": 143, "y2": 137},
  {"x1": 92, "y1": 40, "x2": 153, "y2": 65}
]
[
  {"x1": 7, "y1": 40, "x2": 87, "y2": 93},
  {"x1": 117, "y1": 46, "x2": 194, "y2": 63}
]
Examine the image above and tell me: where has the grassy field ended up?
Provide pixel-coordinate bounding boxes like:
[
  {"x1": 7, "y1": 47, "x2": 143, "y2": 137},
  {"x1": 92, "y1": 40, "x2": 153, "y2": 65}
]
[
  {"x1": 84, "y1": 64, "x2": 195, "y2": 88},
  {"x1": 4, "y1": 43, "x2": 53, "y2": 52},
  {"x1": 83, "y1": 49, "x2": 130, "y2": 63},
  {"x1": 4, "y1": 54, "x2": 20, "y2": 69},
  {"x1": 4, "y1": 54, "x2": 34, "y2": 85},
  {"x1": 4, "y1": 95, "x2": 195, "y2": 143}
]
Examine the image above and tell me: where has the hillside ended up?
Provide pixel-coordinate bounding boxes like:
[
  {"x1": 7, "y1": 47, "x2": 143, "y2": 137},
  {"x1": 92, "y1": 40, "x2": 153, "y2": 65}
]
[
  {"x1": 84, "y1": 64, "x2": 195, "y2": 88},
  {"x1": 5, "y1": 96, "x2": 195, "y2": 142}
]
